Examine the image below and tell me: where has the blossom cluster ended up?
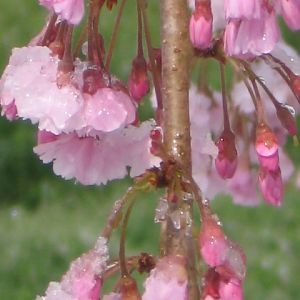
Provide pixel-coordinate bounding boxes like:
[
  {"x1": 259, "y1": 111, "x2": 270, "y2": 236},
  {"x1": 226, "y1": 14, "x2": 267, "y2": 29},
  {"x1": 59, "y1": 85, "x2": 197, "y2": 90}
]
[
  {"x1": 1, "y1": 0, "x2": 300, "y2": 299},
  {"x1": 1, "y1": 0, "x2": 300, "y2": 206}
]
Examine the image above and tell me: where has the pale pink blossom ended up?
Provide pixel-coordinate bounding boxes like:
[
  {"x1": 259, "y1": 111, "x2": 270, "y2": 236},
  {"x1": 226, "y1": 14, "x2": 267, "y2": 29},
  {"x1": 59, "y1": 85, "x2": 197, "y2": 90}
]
[
  {"x1": 34, "y1": 121, "x2": 160, "y2": 185},
  {"x1": 278, "y1": 0, "x2": 300, "y2": 30},
  {"x1": 228, "y1": 165, "x2": 260, "y2": 206},
  {"x1": 0, "y1": 46, "x2": 84, "y2": 134},
  {"x1": 224, "y1": 10, "x2": 279, "y2": 59},
  {"x1": 36, "y1": 236, "x2": 108, "y2": 300},
  {"x1": 39, "y1": 0, "x2": 85, "y2": 25},
  {"x1": 142, "y1": 256, "x2": 188, "y2": 300},
  {"x1": 82, "y1": 88, "x2": 136, "y2": 133},
  {"x1": 224, "y1": 0, "x2": 261, "y2": 20}
]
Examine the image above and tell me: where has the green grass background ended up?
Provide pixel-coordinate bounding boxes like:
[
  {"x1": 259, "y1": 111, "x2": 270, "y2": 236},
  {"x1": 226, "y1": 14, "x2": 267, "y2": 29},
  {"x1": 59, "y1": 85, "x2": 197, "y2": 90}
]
[{"x1": 0, "y1": 1, "x2": 300, "y2": 299}]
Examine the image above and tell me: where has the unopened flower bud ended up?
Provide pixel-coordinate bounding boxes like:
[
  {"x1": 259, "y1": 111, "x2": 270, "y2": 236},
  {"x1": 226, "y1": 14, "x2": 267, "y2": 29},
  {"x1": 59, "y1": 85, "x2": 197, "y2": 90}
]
[
  {"x1": 128, "y1": 55, "x2": 150, "y2": 103},
  {"x1": 150, "y1": 128, "x2": 163, "y2": 156},
  {"x1": 259, "y1": 167, "x2": 283, "y2": 207},
  {"x1": 215, "y1": 130, "x2": 238, "y2": 179},
  {"x1": 199, "y1": 216, "x2": 227, "y2": 267},
  {"x1": 120, "y1": 276, "x2": 141, "y2": 300},
  {"x1": 276, "y1": 104, "x2": 297, "y2": 136},
  {"x1": 189, "y1": 0, "x2": 213, "y2": 50},
  {"x1": 255, "y1": 122, "x2": 279, "y2": 171}
]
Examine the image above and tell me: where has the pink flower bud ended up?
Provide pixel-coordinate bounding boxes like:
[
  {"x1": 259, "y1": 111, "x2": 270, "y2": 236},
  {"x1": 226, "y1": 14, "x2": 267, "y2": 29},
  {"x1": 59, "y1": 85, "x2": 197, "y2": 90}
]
[
  {"x1": 259, "y1": 168, "x2": 283, "y2": 207},
  {"x1": 276, "y1": 104, "x2": 297, "y2": 136},
  {"x1": 224, "y1": 0, "x2": 261, "y2": 20},
  {"x1": 189, "y1": 0, "x2": 213, "y2": 50},
  {"x1": 199, "y1": 216, "x2": 227, "y2": 267},
  {"x1": 215, "y1": 130, "x2": 238, "y2": 179},
  {"x1": 255, "y1": 122, "x2": 279, "y2": 171},
  {"x1": 128, "y1": 55, "x2": 150, "y2": 103},
  {"x1": 120, "y1": 276, "x2": 141, "y2": 300}
]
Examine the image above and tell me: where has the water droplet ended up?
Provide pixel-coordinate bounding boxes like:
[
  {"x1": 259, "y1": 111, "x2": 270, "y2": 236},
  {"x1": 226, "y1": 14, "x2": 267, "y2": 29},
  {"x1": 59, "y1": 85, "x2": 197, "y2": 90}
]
[
  {"x1": 171, "y1": 65, "x2": 178, "y2": 71},
  {"x1": 182, "y1": 192, "x2": 193, "y2": 202},
  {"x1": 282, "y1": 104, "x2": 296, "y2": 116},
  {"x1": 170, "y1": 210, "x2": 182, "y2": 230},
  {"x1": 154, "y1": 198, "x2": 169, "y2": 223}
]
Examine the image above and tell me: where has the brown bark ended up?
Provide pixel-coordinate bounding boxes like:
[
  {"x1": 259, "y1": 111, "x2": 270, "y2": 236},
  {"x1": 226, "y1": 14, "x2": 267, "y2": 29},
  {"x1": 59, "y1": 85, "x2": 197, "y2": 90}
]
[{"x1": 160, "y1": 0, "x2": 199, "y2": 298}]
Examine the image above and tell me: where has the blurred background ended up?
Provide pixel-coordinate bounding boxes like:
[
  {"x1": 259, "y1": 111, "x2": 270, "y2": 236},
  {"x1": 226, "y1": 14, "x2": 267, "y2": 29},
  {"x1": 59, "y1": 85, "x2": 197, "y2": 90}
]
[{"x1": 0, "y1": 1, "x2": 300, "y2": 299}]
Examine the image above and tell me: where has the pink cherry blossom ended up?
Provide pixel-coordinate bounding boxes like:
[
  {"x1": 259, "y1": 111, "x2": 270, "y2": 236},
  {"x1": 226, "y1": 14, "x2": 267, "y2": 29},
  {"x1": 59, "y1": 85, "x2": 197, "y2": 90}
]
[
  {"x1": 83, "y1": 88, "x2": 136, "y2": 133},
  {"x1": 224, "y1": 0, "x2": 261, "y2": 20},
  {"x1": 36, "y1": 236, "x2": 108, "y2": 300},
  {"x1": 34, "y1": 121, "x2": 160, "y2": 185},
  {"x1": 278, "y1": 0, "x2": 300, "y2": 30},
  {"x1": 224, "y1": 10, "x2": 279, "y2": 59},
  {"x1": 142, "y1": 256, "x2": 188, "y2": 300},
  {"x1": 39, "y1": 0, "x2": 85, "y2": 25},
  {"x1": 228, "y1": 165, "x2": 260, "y2": 206},
  {"x1": 0, "y1": 46, "x2": 84, "y2": 134}
]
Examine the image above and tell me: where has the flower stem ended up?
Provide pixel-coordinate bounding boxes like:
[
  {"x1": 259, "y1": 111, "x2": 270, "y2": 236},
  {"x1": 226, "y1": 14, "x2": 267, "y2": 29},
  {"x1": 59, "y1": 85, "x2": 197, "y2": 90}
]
[
  {"x1": 138, "y1": 0, "x2": 163, "y2": 113},
  {"x1": 105, "y1": 0, "x2": 128, "y2": 70}
]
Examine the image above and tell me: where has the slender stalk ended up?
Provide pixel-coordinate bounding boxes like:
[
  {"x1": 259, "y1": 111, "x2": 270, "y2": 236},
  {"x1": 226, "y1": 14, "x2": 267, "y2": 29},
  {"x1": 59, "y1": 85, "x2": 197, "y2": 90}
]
[
  {"x1": 219, "y1": 62, "x2": 230, "y2": 130},
  {"x1": 119, "y1": 200, "x2": 136, "y2": 276},
  {"x1": 160, "y1": 0, "x2": 199, "y2": 298},
  {"x1": 136, "y1": 0, "x2": 143, "y2": 56},
  {"x1": 101, "y1": 187, "x2": 137, "y2": 240},
  {"x1": 105, "y1": 0, "x2": 128, "y2": 69},
  {"x1": 138, "y1": 0, "x2": 163, "y2": 112},
  {"x1": 41, "y1": 13, "x2": 58, "y2": 46}
]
